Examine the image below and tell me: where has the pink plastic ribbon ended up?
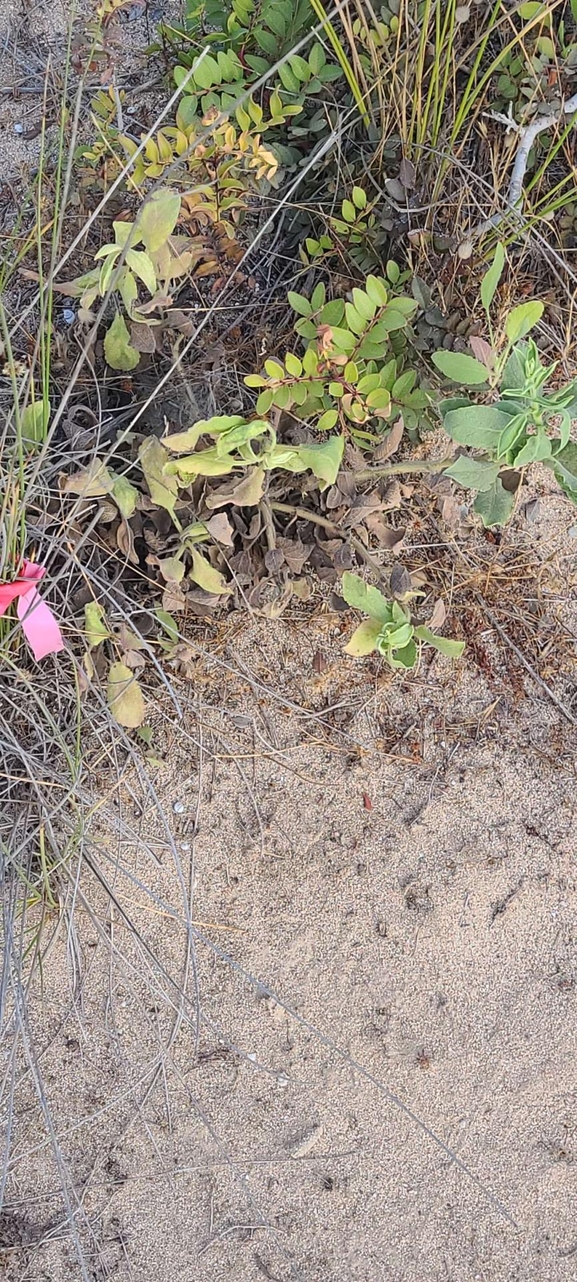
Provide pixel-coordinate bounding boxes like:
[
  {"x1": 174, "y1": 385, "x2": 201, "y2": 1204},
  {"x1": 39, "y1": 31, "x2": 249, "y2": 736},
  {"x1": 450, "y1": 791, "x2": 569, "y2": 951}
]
[{"x1": 0, "y1": 560, "x2": 64, "y2": 661}]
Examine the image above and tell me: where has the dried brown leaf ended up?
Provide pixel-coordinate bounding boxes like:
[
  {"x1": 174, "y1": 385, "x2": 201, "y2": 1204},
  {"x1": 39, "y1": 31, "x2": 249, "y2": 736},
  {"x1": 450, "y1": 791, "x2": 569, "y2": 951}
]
[
  {"x1": 373, "y1": 417, "x2": 404, "y2": 462},
  {"x1": 428, "y1": 598, "x2": 447, "y2": 631},
  {"x1": 204, "y1": 511, "x2": 235, "y2": 546}
]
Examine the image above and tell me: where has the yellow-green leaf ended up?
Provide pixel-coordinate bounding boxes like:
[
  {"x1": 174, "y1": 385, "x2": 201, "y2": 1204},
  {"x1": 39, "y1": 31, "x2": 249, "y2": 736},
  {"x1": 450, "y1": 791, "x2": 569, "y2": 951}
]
[
  {"x1": 107, "y1": 662, "x2": 146, "y2": 727},
  {"x1": 104, "y1": 313, "x2": 140, "y2": 371},
  {"x1": 344, "y1": 618, "x2": 382, "y2": 656},
  {"x1": 111, "y1": 473, "x2": 139, "y2": 518},
  {"x1": 136, "y1": 190, "x2": 181, "y2": 254},
  {"x1": 505, "y1": 300, "x2": 544, "y2": 344},
  {"x1": 84, "y1": 602, "x2": 111, "y2": 649},
  {"x1": 189, "y1": 548, "x2": 231, "y2": 595},
  {"x1": 139, "y1": 436, "x2": 179, "y2": 519}
]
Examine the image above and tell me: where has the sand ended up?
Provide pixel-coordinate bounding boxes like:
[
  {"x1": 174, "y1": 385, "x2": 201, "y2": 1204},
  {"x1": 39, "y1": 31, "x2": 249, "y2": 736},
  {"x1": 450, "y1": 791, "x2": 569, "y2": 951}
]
[{"x1": 1, "y1": 2, "x2": 577, "y2": 1278}]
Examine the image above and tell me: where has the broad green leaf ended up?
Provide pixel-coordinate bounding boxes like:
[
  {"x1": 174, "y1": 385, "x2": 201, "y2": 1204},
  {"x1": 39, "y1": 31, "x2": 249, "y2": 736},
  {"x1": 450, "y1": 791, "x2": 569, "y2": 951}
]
[
  {"x1": 473, "y1": 479, "x2": 515, "y2": 527},
  {"x1": 137, "y1": 190, "x2": 181, "y2": 255},
  {"x1": 104, "y1": 313, "x2": 139, "y2": 371},
  {"x1": 285, "y1": 351, "x2": 302, "y2": 377},
  {"x1": 443, "y1": 405, "x2": 515, "y2": 451},
  {"x1": 309, "y1": 42, "x2": 326, "y2": 74},
  {"x1": 505, "y1": 300, "x2": 543, "y2": 344},
  {"x1": 344, "y1": 618, "x2": 381, "y2": 656},
  {"x1": 432, "y1": 350, "x2": 489, "y2": 386},
  {"x1": 192, "y1": 54, "x2": 222, "y2": 89},
  {"x1": 352, "y1": 288, "x2": 376, "y2": 322},
  {"x1": 287, "y1": 291, "x2": 311, "y2": 316},
  {"x1": 500, "y1": 343, "x2": 527, "y2": 390},
  {"x1": 113, "y1": 220, "x2": 139, "y2": 250},
  {"x1": 21, "y1": 401, "x2": 48, "y2": 446},
  {"x1": 512, "y1": 434, "x2": 552, "y2": 466},
  {"x1": 365, "y1": 275, "x2": 388, "y2": 307},
  {"x1": 189, "y1": 548, "x2": 231, "y2": 595},
  {"x1": 390, "y1": 640, "x2": 417, "y2": 669},
  {"x1": 341, "y1": 572, "x2": 392, "y2": 625},
  {"x1": 352, "y1": 186, "x2": 367, "y2": 210},
  {"x1": 107, "y1": 662, "x2": 146, "y2": 728},
  {"x1": 316, "y1": 408, "x2": 339, "y2": 431},
  {"x1": 480, "y1": 242, "x2": 505, "y2": 314},
  {"x1": 294, "y1": 434, "x2": 344, "y2": 485},
  {"x1": 414, "y1": 626, "x2": 465, "y2": 659},
  {"x1": 118, "y1": 268, "x2": 138, "y2": 315},
  {"x1": 444, "y1": 456, "x2": 501, "y2": 491},
  {"x1": 111, "y1": 473, "x2": 139, "y2": 518},
  {"x1": 139, "y1": 436, "x2": 179, "y2": 519},
  {"x1": 84, "y1": 602, "x2": 111, "y2": 649},
  {"x1": 549, "y1": 441, "x2": 577, "y2": 502},
  {"x1": 125, "y1": 250, "x2": 156, "y2": 295}
]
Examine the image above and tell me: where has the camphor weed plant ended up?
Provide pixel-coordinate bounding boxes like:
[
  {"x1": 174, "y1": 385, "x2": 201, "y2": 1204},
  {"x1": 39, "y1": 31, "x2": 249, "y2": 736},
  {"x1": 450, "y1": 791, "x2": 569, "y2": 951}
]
[
  {"x1": 433, "y1": 244, "x2": 577, "y2": 525},
  {"x1": 341, "y1": 572, "x2": 465, "y2": 668}
]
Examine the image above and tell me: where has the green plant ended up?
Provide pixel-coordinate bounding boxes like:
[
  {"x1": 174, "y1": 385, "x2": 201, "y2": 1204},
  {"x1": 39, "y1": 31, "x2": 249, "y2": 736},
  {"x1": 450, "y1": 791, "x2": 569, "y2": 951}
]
[
  {"x1": 66, "y1": 189, "x2": 216, "y2": 369},
  {"x1": 245, "y1": 276, "x2": 430, "y2": 445},
  {"x1": 432, "y1": 244, "x2": 577, "y2": 525},
  {"x1": 141, "y1": 413, "x2": 345, "y2": 523},
  {"x1": 341, "y1": 572, "x2": 465, "y2": 668},
  {"x1": 154, "y1": 0, "x2": 346, "y2": 166}
]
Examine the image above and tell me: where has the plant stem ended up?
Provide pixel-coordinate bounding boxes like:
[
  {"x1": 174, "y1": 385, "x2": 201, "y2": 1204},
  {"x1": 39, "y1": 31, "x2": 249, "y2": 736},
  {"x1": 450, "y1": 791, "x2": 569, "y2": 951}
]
[{"x1": 351, "y1": 457, "x2": 453, "y2": 481}]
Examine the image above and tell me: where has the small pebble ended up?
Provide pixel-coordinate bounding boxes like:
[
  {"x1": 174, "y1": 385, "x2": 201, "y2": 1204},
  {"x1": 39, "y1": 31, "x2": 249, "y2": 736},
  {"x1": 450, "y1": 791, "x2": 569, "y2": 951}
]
[
  {"x1": 180, "y1": 841, "x2": 191, "y2": 852},
  {"x1": 247, "y1": 1052, "x2": 257, "y2": 1062},
  {"x1": 172, "y1": 800, "x2": 185, "y2": 814}
]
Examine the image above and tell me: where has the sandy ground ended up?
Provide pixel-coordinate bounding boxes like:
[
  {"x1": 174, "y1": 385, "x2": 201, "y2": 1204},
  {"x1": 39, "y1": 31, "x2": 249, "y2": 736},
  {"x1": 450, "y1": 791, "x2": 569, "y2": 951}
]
[
  {"x1": 2, "y1": 476, "x2": 577, "y2": 1282},
  {"x1": 1, "y1": 3, "x2": 577, "y2": 1279}
]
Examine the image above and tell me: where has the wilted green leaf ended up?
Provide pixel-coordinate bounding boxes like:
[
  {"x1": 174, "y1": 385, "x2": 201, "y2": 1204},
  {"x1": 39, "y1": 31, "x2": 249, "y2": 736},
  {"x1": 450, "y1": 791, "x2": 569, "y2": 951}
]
[
  {"x1": 111, "y1": 473, "x2": 139, "y2": 518},
  {"x1": 104, "y1": 313, "x2": 140, "y2": 371},
  {"x1": 505, "y1": 300, "x2": 543, "y2": 344},
  {"x1": 480, "y1": 242, "x2": 505, "y2": 314},
  {"x1": 205, "y1": 467, "x2": 265, "y2": 508},
  {"x1": 139, "y1": 436, "x2": 179, "y2": 520},
  {"x1": 137, "y1": 190, "x2": 181, "y2": 255},
  {"x1": 294, "y1": 435, "x2": 344, "y2": 485},
  {"x1": 414, "y1": 626, "x2": 465, "y2": 658},
  {"x1": 473, "y1": 479, "x2": 515, "y2": 527},
  {"x1": 341, "y1": 572, "x2": 392, "y2": 625},
  {"x1": 158, "y1": 555, "x2": 185, "y2": 582},
  {"x1": 84, "y1": 602, "x2": 111, "y2": 649},
  {"x1": 432, "y1": 350, "x2": 489, "y2": 386},
  {"x1": 107, "y1": 662, "x2": 146, "y2": 728},
  {"x1": 189, "y1": 548, "x2": 231, "y2": 595},
  {"x1": 164, "y1": 417, "x2": 246, "y2": 453},
  {"x1": 444, "y1": 456, "x2": 501, "y2": 491},
  {"x1": 344, "y1": 618, "x2": 382, "y2": 656}
]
